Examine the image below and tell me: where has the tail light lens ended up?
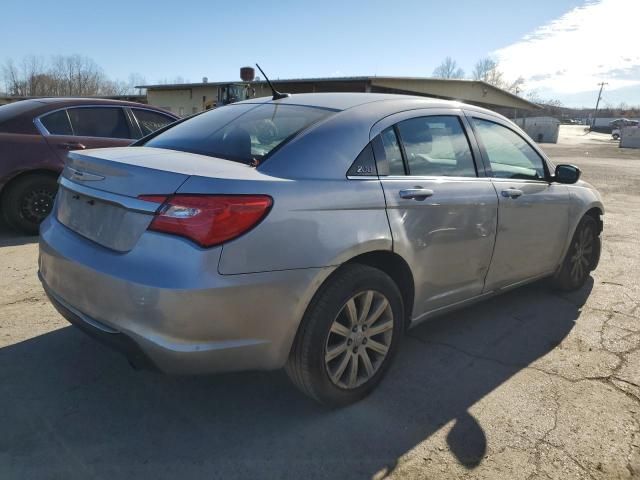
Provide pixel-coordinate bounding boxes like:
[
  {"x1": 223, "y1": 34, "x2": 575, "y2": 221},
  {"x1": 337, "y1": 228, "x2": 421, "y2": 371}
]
[{"x1": 139, "y1": 195, "x2": 272, "y2": 247}]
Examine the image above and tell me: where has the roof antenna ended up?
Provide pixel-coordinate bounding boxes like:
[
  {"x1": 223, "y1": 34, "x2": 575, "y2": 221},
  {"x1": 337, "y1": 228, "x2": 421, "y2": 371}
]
[{"x1": 255, "y1": 63, "x2": 290, "y2": 101}]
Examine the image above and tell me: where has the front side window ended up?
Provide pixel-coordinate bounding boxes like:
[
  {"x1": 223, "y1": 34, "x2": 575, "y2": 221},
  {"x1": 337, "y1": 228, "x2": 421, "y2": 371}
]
[
  {"x1": 132, "y1": 109, "x2": 175, "y2": 137},
  {"x1": 40, "y1": 110, "x2": 73, "y2": 135},
  {"x1": 472, "y1": 118, "x2": 546, "y2": 180},
  {"x1": 143, "y1": 103, "x2": 334, "y2": 164},
  {"x1": 396, "y1": 116, "x2": 476, "y2": 177},
  {"x1": 67, "y1": 107, "x2": 131, "y2": 139}
]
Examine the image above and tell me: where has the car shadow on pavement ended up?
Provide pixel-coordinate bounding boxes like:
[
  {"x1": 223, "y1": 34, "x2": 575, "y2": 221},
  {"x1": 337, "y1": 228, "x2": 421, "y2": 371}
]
[
  {"x1": 0, "y1": 279, "x2": 592, "y2": 479},
  {"x1": 0, "y1": 222, "x2": 38, "y2": 247}
]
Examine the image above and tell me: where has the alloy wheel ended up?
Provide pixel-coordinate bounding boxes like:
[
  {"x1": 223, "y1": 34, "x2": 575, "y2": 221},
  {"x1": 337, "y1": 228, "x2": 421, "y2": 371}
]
[
  {"x1": 324, "y1": 290, "x2": 394, "y2": 389},
  {"x1": 570, "y1": 223, "x2": 594, "y2": 284}
]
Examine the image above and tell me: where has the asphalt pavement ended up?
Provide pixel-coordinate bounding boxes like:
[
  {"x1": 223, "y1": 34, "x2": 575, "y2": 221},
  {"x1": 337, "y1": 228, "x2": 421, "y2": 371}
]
[{"x1": 1, "y1": 126, "x2": 639, "y2": 479}]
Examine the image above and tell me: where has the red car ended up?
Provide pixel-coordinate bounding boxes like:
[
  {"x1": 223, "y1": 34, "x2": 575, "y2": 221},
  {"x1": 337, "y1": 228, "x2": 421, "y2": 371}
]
[{"x1": 0, "y1": 98, "x2": 177, "y2": 233}]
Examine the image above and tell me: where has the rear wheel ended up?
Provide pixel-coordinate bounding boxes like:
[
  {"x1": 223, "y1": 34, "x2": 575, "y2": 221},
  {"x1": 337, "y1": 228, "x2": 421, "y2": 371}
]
[
  {"x1": 2, "y1": 174, "x2": 58, "y2": 235},
  {"x1": 551, "y1": 215, "x2": 600, "y2": 291},
  {"x1": 286, "y1": 264, "x2": 404, "y2": 406}
]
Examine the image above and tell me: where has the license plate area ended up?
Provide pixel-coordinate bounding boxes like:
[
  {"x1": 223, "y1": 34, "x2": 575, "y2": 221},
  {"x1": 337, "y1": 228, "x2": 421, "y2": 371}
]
[{"x1": 56, "y1": 187, "x2": 152, "y2": 252}]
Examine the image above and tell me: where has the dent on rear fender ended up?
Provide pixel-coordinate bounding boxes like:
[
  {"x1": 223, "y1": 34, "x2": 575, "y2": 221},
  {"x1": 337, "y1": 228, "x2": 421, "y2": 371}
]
[{"x1": 218, "y1": 179, "x2": 391, "y2": 275}]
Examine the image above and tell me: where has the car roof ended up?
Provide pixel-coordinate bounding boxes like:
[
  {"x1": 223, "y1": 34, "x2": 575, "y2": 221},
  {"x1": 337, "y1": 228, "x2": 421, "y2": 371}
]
[
  {"x1": 238, "y1": 92, "x2": 472, "y2": 112},
  {"x1": 31, "y1": 97, "x2": 168, "y2": 108},
  {"x1": 2, "y1": 97, "x2": 176, "y2": 114},
  {"x1": 257, "y1": 93, "x2": 504, "y2": 179},
  {"x1": 0, "y1": 98, "x2": 177, "y2": 134}
]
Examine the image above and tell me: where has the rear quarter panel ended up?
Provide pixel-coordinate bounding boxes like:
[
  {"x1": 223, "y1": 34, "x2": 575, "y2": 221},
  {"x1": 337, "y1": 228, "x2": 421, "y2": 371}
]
[
  {"x1": 177, "y1": 174, "x2": 392, "y2": 274},
  {"x1": 0, "y1": 132, "x2": 60, "y2": 191}
]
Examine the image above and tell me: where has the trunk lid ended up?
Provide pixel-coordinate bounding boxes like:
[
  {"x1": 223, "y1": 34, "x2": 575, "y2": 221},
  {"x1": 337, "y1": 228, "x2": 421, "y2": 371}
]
[{"x1": 56, "y1": 146, "x2": 256, "y2": 252}]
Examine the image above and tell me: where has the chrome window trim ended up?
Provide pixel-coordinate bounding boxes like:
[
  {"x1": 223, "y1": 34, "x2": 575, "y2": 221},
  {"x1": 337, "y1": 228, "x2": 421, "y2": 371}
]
[
  {"x1": 346, "y1": 175, "x2": 379, "y2": 181},
  {"x1": 34, "y1": 105, "x2": 141, "y2": 140},
  {"x1": 381, "y1": 175, "x2": 494, "y2": 183},
  {"x1": 489, "y1": 177, "x2": 552, "y2": 185}
]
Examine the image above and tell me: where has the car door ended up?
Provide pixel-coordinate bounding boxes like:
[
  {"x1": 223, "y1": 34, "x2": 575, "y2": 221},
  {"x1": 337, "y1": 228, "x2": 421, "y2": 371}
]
[
  {"x1": 40, "y1": 106, "x2": 135, "y2": 162},
  {"x1": 467, "y1": 112, "x2": 571, "y2": 290},
  {"x1": 373, "y1": 110, "x2": 499, "y2": 320}
]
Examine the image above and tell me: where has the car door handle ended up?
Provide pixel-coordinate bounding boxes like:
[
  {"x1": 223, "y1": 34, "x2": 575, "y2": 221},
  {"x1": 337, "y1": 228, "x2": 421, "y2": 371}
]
[
  {"x1": 58, "y1": 142, "x2": 86, "y2": 150},
  {"x1": 501, "y1": 188, "x2": 524, "y2": 199},
  {"x1": 399, "y1": 188, "x2": 434, "y2": 200}
]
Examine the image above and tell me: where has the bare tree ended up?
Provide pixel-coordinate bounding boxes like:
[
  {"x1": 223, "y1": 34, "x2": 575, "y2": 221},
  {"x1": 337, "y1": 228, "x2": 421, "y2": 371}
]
[
  {"x1": 2, "y1": 59, "x2": 25, "y2": 95},
  {"x1": 2, "y1": 54, "x2": 142, "y2": 97},
  {"x1": 128, "y1": 73, "x2": 147, "y2": 95},
  {"x1": 156, "y1": 76, "x2": 188, "y2": 85},
  {"x1": 472, "y1": 57, "x2": 525, "y2": 94},
  {"x1": 472, "y1": 57, "x2": 503, "y2": 85},
  {"x1": 432, "y1": 57, "x2": 465, "y2": 79}
]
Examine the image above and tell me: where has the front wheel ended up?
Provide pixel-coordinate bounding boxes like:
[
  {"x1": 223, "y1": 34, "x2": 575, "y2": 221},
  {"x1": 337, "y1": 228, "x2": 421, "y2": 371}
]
[
  {"x1": 551, "y1": 215, "x2": 601, "y2": 291},
  {"x1": 286, "y1": 264, "x2": 404, "y2": 406}
]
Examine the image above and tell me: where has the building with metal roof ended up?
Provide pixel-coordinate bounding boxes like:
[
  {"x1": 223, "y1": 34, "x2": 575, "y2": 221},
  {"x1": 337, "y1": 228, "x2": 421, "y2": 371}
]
[{"x1": 138, "y1": 76, "x2": 539, "y2": 117}]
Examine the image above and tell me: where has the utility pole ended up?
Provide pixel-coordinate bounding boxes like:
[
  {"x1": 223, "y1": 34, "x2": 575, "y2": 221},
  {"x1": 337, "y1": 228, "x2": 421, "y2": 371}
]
[
  {"x1": 514, "y1": 86, "x2": 520, "y2": 124},
  {"x1": 591, "y1": 82, "x2": 608, "y2": 130}
]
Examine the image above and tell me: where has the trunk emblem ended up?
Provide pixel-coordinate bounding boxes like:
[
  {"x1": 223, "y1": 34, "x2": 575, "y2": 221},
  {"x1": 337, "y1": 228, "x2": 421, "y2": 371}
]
[{"x1": 68, "y1": 167, "x2": 105, "y2": 182}]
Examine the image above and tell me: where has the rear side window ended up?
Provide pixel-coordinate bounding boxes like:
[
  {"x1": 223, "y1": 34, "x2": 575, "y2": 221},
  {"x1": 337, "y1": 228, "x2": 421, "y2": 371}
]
[
  {"x1": 40, "y1": 110, "x2": 73, "y2": 135},
  {"x1": 67, "y1": 107, "x2": 131, "y2": 139},
  {"x1": 396, "y1": 116, "x2": 476, "y2": 177},
  {"x1": 472, "y1": 118, "x2": 546, "y2": 180},
  {"x1": 132, "y1": 109, "x2": 175, "y2": 137},
  {"x1": 143, "y1": 103, "x2": 334, "y2": 164},
  {"x1": 380, "y1": 127, "x2": 405, "y2": 175}
]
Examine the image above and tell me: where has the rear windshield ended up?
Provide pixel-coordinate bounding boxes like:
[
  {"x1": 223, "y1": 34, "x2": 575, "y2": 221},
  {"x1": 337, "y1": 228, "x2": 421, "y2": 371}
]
[{"x1": 142, "y1": 103, "x2": 334, "y2": 164}]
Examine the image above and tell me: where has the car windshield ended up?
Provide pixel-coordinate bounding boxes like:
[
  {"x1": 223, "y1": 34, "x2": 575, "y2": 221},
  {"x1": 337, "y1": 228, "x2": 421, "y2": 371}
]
[{"x1": 143, "y1": 103, "x2": 335, "y2": 164}]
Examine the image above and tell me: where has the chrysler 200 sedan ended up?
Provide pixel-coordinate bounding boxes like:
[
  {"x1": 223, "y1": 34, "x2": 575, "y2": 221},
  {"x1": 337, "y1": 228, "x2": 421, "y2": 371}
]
[{"x1": 39, "y1": 93, "x2": 603, "y2": 406}]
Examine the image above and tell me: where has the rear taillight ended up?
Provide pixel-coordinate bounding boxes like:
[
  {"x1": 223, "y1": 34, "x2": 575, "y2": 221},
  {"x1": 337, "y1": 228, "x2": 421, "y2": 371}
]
[{"x1": 139, "y1": 195, "x2": 272, "y2": 247}]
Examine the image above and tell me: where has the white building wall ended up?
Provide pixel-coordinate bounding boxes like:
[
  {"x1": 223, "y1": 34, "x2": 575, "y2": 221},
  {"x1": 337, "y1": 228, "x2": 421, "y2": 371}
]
[
  {"x1": 147, "y1": 86, "x2": 219, "y2": 116},
  {"x1": 147, "y1": 84, "x2": 273, "y2": 117},
  {"x1": 514, "y1": 116, "x2": 560, "y2": 143},
  {"x1": 620, "y1": 126, "x2": 640, "y2": 148}
]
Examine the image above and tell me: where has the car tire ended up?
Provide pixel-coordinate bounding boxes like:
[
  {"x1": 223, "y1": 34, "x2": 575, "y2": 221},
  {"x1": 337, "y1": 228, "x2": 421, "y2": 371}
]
[
  {"x1": 551, "y1": 215, "x2": 601, "y2": 291},
  {"x1": 2, "y1": 173, "x2": 58, "y2": 235},
  {"x1": 286, "y1": 263, "x2": 404, "y2": 407},
  {"x1": 612, "y1": 134, "x2": 620, "y2": 140}
]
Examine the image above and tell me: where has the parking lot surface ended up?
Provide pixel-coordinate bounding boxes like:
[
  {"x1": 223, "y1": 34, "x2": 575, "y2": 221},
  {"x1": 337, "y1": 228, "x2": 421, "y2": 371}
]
[{"x1": 1, "y1": 126, "x2": 639, "y2": 479}]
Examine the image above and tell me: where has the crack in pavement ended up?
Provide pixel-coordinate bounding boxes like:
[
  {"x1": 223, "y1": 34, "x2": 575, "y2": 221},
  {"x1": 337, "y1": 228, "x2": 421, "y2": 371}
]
[{"x1": 0, "y1": 295, "x2": 43, "y2": 307}]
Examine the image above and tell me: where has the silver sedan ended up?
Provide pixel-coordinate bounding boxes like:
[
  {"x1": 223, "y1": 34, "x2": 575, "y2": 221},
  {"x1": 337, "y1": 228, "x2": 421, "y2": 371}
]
[{"x1": 39, "y1": 93, "x2": 603, "y2": 406}]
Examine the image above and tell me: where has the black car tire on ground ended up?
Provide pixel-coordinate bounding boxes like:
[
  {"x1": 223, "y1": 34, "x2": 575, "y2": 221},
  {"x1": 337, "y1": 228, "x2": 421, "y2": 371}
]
[
  {"x1": 551, "y1": 215, "x2": 601, "y2": 291},
  {"x1": 286, "y1": 263, "x2": 404, "y2": 407},
  {"x1": 1, "y1": 173, "x2": 58, "y2": 235}
]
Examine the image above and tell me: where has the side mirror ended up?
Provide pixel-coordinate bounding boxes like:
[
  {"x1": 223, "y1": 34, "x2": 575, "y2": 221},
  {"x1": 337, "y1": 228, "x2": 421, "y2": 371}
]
[{"x1": 555, "y1": 164, "x2": 581, "y2": 184}]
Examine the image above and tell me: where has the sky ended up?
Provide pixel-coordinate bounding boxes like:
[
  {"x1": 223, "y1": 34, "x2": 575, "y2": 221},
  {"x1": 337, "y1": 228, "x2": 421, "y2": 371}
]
[{"x1": 1, "y1": 0, "x2": 639, "y2": 107}]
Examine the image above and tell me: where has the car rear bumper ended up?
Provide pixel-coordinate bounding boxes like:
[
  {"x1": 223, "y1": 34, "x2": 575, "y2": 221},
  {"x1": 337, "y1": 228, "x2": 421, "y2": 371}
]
[
  {"x1": 38, "y1": 214, "x2": 333, "y2": 374},
  {"x1": 41, "y1": 277, "x2": 158, "y2": 371}
]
